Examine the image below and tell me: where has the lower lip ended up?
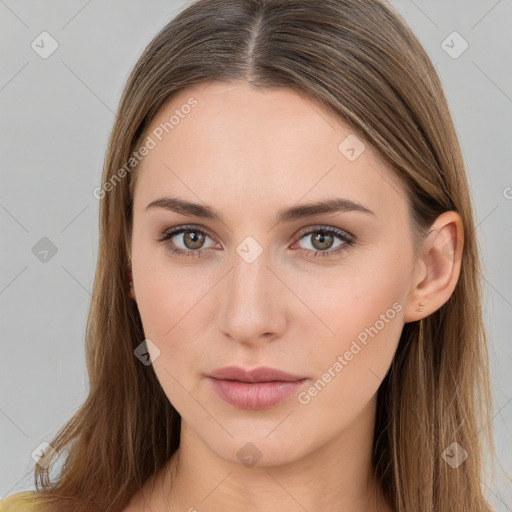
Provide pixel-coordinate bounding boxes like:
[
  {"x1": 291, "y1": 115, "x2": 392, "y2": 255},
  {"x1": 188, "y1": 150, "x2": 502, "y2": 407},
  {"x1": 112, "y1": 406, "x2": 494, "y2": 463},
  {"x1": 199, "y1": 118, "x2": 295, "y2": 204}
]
[{"x1": 207, "y1": 377, "x2": 308, "y2": 410}]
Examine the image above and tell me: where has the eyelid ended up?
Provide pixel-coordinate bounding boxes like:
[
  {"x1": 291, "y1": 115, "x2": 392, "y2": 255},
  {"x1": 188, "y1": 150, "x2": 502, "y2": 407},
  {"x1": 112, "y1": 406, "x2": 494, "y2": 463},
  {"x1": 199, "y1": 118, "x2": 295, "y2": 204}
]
[
  {"x1": 158, "y1": 223, "x2": 354, "y2": 241},
  {"x1": 293, "y1": 224, "x2": 355, "y2": 240},
  {"x1": 158, "y1": 223, "x2": 355, "y2": 257},
  {"x1": 157, "y1": 224, "x2": 219, "y2": 246}
]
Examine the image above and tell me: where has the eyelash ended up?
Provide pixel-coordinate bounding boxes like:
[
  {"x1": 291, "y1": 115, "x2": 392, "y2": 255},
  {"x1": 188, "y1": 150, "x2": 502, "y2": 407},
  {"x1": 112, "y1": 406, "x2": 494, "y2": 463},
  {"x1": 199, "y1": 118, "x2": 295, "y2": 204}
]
[{"x1": 157, "y1": 225, "x2": 355, "y2": 259}]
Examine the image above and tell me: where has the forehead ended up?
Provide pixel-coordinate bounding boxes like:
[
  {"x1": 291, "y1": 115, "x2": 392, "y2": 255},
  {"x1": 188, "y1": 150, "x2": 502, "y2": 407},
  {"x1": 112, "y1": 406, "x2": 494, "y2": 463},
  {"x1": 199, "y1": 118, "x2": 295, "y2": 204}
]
[{"x1": 133, "y1": 81, "x2": 408, "y2": 222}]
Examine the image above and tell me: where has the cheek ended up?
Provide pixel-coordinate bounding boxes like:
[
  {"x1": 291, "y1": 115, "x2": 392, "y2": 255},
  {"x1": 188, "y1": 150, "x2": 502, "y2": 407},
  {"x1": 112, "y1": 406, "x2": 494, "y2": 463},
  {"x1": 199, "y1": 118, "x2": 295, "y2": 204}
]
[
  {"x1": 135, "y1": 270, "x2": 213, "y2": 353},
  {"x1": 293, "y1": 260, "x2": 404, "y2": 338},
  {"x1": 132, "y1": 232, "x2": 215, "y2": 338},
  {"x1": 292, "y1": 253, "x2": 406, "y2": 384},
  {"x1": 132, "y1": 262, "x2": 210, "y2": 410},
  {"x1": 295, "y1": 286, "x2": 404, "y2": 428}
]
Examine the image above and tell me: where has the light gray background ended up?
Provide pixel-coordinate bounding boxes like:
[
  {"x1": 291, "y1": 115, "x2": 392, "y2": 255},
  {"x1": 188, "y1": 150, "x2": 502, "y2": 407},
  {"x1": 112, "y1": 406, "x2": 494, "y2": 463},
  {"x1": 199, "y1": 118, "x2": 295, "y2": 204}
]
[{"x1": 1, "y1": 0, "x2": 511, "y2": 508}]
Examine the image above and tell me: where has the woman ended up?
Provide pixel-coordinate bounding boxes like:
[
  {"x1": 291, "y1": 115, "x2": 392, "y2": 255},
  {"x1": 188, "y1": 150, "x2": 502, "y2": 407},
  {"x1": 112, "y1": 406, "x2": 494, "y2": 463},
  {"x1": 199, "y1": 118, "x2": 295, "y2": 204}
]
[{"x1": 0, "y1": 0, "x2": 496, "y2": 510}]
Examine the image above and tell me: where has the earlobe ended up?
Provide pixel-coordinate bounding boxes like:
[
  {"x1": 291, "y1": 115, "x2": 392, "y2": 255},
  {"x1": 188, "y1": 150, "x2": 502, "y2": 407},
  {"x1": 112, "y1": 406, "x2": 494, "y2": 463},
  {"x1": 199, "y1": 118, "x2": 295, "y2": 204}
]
[{"x1": 404, "y1": 211, "x2": 464, "y2": 323}]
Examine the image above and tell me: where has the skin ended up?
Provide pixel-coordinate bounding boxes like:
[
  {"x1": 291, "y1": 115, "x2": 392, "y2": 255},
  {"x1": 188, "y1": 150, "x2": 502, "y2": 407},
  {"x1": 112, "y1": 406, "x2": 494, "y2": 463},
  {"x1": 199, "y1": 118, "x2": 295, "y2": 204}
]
[{"x1": 125, "y1": 81, "x2": 463, "y2": 511}]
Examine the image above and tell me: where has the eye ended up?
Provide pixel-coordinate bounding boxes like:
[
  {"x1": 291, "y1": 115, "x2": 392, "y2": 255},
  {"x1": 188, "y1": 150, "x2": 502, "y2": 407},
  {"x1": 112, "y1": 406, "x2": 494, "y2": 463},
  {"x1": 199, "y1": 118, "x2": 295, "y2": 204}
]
[
  {"x1": 293, "y1": 226, "x2": 355, "y2": 258},
  {"x1": 157, "y1": 226, "x2": 219, "y2": 258},
  {"x1": 157, "y1": 225, "x2": 355, "y2": 259}
]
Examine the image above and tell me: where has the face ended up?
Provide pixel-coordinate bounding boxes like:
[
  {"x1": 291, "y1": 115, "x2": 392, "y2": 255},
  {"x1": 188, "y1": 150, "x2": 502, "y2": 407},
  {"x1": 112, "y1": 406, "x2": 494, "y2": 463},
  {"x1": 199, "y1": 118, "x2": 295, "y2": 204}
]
[{"x1": 130, "y1": 81, "x2": 418, "y2": 467}]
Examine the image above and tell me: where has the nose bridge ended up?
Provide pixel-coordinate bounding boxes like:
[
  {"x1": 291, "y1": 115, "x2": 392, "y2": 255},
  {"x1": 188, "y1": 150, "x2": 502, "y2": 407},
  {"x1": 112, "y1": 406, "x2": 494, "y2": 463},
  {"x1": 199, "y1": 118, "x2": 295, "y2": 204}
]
[
  {"x1": 217, "y1": 245, "x2": 285, "y2": 343},
  {"x1": 232, "y1": 250, "x2": 269, "y2": 303}
]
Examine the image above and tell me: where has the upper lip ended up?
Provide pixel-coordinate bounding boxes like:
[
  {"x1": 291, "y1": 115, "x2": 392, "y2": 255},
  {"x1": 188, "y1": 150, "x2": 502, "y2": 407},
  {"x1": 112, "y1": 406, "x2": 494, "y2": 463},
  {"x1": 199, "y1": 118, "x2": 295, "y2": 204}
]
[{"x1": 207, "y1": 366, "x2": 307, "y2": 383}]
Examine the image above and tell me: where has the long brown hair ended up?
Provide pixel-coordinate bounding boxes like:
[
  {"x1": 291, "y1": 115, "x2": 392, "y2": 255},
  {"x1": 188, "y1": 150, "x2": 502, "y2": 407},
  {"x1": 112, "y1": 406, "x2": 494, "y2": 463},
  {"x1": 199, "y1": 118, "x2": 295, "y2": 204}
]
[{"x1": 33, "y1": 1, "x2": 496, "y2": 510}]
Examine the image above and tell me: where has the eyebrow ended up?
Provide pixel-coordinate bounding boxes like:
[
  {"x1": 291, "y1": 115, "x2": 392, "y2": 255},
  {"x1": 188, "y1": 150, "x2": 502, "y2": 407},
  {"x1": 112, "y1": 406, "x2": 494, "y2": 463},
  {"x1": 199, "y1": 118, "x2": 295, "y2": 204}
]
[{"x1": 146, "y1": 196, "x2": 375, "y2": 224}]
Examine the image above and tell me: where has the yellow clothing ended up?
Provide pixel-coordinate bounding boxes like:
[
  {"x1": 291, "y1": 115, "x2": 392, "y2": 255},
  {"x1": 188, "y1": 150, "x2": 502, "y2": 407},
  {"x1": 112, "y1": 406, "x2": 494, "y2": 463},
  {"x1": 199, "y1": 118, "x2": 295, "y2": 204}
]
[{"x1": 0, "y1": 491, "x2": 44, "y2": 511}]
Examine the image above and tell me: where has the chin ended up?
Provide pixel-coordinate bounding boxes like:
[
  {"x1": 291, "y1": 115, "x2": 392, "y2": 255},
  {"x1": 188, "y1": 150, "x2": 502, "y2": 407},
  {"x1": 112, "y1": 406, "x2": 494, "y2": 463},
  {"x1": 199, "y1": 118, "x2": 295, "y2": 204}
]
[{"x1": 200, "y1": 428, "x2": 316, "y2": 469}]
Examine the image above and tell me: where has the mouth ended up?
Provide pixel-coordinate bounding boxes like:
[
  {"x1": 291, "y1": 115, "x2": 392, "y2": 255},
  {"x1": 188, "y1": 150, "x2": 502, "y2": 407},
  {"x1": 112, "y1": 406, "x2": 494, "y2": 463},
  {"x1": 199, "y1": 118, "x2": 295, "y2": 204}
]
[{"x1": 206, "y1": 366, "x2": 309, "y2": 410}]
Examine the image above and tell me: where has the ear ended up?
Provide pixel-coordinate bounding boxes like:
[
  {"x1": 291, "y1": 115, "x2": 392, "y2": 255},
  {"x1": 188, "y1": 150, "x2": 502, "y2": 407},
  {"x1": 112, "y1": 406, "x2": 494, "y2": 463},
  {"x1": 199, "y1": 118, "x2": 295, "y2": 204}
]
[{"x1": 404, "y1": 211, "x2": 464, "y2": 323}]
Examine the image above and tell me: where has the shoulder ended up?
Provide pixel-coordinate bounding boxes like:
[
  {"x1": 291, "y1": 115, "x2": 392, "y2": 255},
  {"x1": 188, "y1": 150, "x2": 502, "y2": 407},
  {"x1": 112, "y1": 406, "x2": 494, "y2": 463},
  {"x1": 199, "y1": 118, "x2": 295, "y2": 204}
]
[{"x1": 0, "y1": 491, "x2": 45, "y2": 511}]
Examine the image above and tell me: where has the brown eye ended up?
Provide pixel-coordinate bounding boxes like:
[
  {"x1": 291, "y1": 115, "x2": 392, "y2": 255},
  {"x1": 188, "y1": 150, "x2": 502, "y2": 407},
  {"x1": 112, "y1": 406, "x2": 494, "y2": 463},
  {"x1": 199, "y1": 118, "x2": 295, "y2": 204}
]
[
  {"x1": 295, "y1": 227, "x2": 355, "y2": 258},
  {"x1": 181, "y1": 230, "x2": 206, "y2": 250},
  {"x1": 310, "y1": 231, "x2": 335, "y2": 251},
  {"x1": 158, "y1": 226, "x2": 218, "y2": 258}
]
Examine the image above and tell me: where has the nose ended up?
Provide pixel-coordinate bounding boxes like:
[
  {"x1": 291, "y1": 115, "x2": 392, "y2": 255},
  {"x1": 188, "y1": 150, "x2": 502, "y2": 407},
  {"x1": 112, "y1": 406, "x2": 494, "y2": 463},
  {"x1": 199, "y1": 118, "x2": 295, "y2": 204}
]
[{"x1": 216, "y1": 250, "x2": 288, "y2": 347}]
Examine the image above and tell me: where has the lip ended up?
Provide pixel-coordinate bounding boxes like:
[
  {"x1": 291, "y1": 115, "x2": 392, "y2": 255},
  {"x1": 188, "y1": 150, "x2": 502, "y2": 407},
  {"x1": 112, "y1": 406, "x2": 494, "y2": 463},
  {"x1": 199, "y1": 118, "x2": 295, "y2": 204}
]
[
  {"x1": 206, "y1": 366, "x2": 308, "y2": 410},
  {"x1": 208, "y1": 366, "x2": 306, "y2": 383}
]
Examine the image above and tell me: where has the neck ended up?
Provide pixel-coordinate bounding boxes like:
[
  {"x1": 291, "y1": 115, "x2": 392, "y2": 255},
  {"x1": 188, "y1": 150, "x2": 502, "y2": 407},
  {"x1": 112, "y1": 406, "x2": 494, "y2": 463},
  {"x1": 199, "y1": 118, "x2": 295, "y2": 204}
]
[{"x1": 160, "y1": 394, "x2": 392, "y2": 512}]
